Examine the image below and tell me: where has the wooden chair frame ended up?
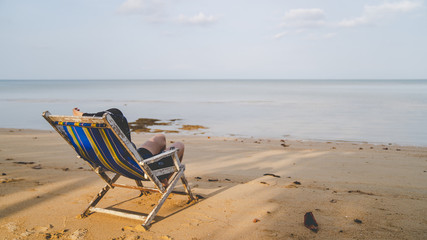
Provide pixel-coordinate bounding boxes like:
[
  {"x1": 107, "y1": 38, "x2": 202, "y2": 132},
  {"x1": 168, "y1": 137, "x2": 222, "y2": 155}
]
[{"x1": 43, "y1": 111, "x2": 196, "y2": 228}]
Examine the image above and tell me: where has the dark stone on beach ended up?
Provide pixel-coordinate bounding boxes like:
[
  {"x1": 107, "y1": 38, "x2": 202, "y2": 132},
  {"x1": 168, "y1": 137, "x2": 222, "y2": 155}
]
[
  {"x1": 383, "y1": 147, "x2": 388, "y2": 150},
  {"x1": 78, "y1": 167, "x2": 84, "y2": 169},
  {"x1": 2, "y1": 173, "x2": 6, "y2": 176},
  {"x1": 33, "y1": 137, "x2": 38, "y2": 139},
  {"x1": 354, "y1": 219, "x2": 363, "y2": 224},
  {"x1": 293, "y1": 181, "x2": 301, "y2": 185},
  {"x1": 264, "y1": 173, "x2": 281, "y2": 178},
  {"x1": 304, "y1": 212, "x2": 319, "y2": 233},
  {"x1": 208, "y1": 178, "x2": 218, "y2": 182},
  {"x1": 330, "y1": 199, "x2": 337, "y2": 203},
  {"x1": 281, "y1": 143, "x2": 290, "y2": 147},
  {"x1": 370, "y1": 147, "x2": 374, "y2": 149},
  {"x1": 260, "y1": 181, "x2": 268, "y2": 185},
  {"x1": 339, "y1": 230, "x2": 343, "y2": 233},
  {"x1": 359, "y1": 148, "x2": 363, "y2": 150},
  {"x1": 62, "y1": 168, "x2": 69, "y2": 171},
  {"x1": 225, "y1": 178, "x2": 231, "y2": 181},
  {"x1": 396, "y1": 149, "x2": 401, "y2": 151},
  {"x1": 332, "y1": 147, "x2": 336, "y2": 149},
  {"x1": 195, "y1": 177, "x2": 202, "y2": 180},
  {"x1": 14, "y1": 161, "x2": 35, "y2": 165}
]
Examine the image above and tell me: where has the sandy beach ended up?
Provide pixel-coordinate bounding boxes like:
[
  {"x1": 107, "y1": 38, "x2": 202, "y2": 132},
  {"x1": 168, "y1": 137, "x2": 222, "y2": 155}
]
[{"x1": 1, "y1": 128, "x2": 426, "y2": 239}]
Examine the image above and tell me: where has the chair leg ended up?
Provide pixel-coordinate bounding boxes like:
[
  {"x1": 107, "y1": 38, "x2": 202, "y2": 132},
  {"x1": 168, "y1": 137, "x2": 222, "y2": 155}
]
[
  {"x1": 81, "y1": 174, "x2": 120, "y2": 218},
  {"x1": 135, "y1": 180, "x2": 145, "y2": 197},
  {"x1": 180, "y1": 173, "x2": 196, "y2": 202},
  {"x1": 142, "y1": 168, "x2": 184, "y2": 228}
]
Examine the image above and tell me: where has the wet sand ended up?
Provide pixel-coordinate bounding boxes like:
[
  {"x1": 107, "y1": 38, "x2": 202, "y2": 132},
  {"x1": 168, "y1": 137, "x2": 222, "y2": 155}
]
[{"x1": 1, "y1": 128, "x2": 426, "y2": 239}]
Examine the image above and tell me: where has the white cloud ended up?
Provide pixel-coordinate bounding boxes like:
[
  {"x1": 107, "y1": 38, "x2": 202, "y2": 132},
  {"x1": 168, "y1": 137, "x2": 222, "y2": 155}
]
[
  {"x1": 281, "y1": 8, "x2": 326, "y2": 28},
  {"x1": 118, "y1": 0, "x2": 146, "y2": 14},
  {"x1": 339, "y1": 0, "x2": 423, "y2": 27},
  {"x1": 178, "y1": 12, "x2": 218, "y2": 26},
  {"x1": 274, "y1": 32, "x2": 288, "y2": 39},
  {"x1": 117, "y1": 0, "x2": 166, "y2": 22}
]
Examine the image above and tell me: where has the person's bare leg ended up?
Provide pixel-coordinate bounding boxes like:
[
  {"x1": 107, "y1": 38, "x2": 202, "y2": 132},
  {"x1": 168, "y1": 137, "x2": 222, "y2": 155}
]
[
  {"x1": 140, "y1": 134, "x2": 166, "y2": 155},
  {"x1": 169, "y1": 141, "x2": 185, "y2": 162},
  {"x1": 159, "y1": 141, "x2": 185, "y2": 187}
]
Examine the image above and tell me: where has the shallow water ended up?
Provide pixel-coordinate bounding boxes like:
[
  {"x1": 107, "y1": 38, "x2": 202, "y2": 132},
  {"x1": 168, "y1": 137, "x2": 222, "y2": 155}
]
[{"x1": 1, "y1": 80, "x2": 426, "y2": 146}]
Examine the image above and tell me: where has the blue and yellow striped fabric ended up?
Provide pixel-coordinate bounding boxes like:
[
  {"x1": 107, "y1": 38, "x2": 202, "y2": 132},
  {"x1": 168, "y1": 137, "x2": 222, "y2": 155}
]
[{"x1": 56, "y1": 124, "x2": 146, "y2": 180}]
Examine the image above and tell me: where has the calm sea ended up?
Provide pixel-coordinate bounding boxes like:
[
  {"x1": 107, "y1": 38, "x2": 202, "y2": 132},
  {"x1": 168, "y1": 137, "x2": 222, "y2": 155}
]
[{"x1": 1, "y1": 80, "x2": 426, "y2": 146}]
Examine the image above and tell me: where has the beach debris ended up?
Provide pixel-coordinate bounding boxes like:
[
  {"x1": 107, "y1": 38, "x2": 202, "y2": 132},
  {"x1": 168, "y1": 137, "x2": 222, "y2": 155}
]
[
  {"x1": 383, "y1": 147, "x2": 388, "y2": 150},
  {"x1": 32, "y1": 164, "x2": 42, "y2": 169},
  {"x1": 2, "y1": 173, "x2": 6, "y2": 175},
  {"x1": 281, "y1": 143, "x2": 290, "y2": 147},
  {"x1": 263, "y1": 173, "x2": 281, "y2": 178},
  {"x1": 304, "y1": 212, "x2": 319, "y2": 233},
  {"x1": 253, "y1": 218, "x2": 260, "y2": 223},
  {"x1": 388, "y1": 143, "x2": 392, "y2": 145},
  {"x1": 195, "y1": 176, "x2": 202, "y2": 180},
  {"x1": 332, "y1": 147, "x2": 336, "y2": 149},
  {"x1": 260, "y1": 181, "x2": 268, "y2": 185},
  {"x1": 1, "y1": 178, "x2": 24, "y2": 183},
  {"x1": 70, "y1": 229, "x2": 88, "y2": 240},
  {"x1": 208, "y1": 178, "x2": 218, "y2": 182},
  {"x1": 293, "y1": 181, "x2": 301, "y2": 185},
  {"x1": 13, "y1": 161, "x2": 35, "y2": 165},
  {"x1": 354, "y1": 219, "x2": 363, "y2": 224},
  {"x1": 396, "y1": 149, "x2": 401, "y2": 151},
  {"x1": 330, "y1": 199, "x2": 337, "y2": 203},
  {"x1": 62, "y1": 168, "x2": 69, "y2": 171},
  {"x1": 359, "y1": 147, "x2": 363, "y2": 150},
  {"x1": 348, "y1": 190, "x2": 374, "y2": 195},
  {"x1": 33, "y1": 137, "x2": 38, "y2": 139},
  {"x1": 225, "y1": 178, "x2": 231, "y2": 181},
  {"x1": 6, "y1": 158, "x2": 14, "y2": 160}
]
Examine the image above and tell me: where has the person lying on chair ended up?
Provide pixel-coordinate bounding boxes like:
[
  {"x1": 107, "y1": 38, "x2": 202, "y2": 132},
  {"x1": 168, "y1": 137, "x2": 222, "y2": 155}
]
[{"x1": 72, "y1": 107, "x2": 184, "y2": 187}]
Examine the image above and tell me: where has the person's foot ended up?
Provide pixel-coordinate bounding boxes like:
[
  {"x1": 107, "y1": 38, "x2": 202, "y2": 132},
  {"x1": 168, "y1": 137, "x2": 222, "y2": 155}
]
[{"x1": 73, "y1": 108, "x2": 83, "y2": 116}]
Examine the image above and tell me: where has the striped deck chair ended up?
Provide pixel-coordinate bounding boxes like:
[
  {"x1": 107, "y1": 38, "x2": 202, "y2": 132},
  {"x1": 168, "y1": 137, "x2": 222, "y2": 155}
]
[{"x1": 42, "y1": 111, "x2": 196, "y2": 228}]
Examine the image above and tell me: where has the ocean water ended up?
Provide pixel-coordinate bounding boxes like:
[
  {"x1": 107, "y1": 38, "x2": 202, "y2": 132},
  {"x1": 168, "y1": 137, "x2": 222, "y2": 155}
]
[{"x1": 1, "y1": 80, "x2": 426, "y2": 146}]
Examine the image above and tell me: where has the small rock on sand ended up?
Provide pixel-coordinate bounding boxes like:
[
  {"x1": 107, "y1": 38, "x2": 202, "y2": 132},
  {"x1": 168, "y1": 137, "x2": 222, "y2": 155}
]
[
  {"x1": 354, "y1": 219, "x2": 363, "y2": 224},
  {"x1": 32, "y1": 165, "x2": 42, "y2": 169}
]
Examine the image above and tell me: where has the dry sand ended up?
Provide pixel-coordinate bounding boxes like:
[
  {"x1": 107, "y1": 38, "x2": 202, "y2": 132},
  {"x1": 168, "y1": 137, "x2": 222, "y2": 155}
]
[{"x1": 1, "y1": 128, "x2": 426, "y2": 239}]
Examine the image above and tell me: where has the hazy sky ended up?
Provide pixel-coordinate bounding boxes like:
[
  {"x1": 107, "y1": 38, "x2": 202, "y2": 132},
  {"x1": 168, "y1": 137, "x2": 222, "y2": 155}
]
[{"x1": 1, "y1": 0, "x2": 426, "y2": 79}]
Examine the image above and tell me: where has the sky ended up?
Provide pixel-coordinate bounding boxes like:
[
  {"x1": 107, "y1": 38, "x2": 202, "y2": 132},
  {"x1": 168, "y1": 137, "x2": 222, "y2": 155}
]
[{"x1": 0, "y1": 0, "x2": 426, "y2": 80}]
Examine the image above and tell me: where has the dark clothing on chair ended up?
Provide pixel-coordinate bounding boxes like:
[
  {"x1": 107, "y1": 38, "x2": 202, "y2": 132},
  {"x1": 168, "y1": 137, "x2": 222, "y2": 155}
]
[{"x1": 83, "y1": 108, "x2": 131, "y2": 141}]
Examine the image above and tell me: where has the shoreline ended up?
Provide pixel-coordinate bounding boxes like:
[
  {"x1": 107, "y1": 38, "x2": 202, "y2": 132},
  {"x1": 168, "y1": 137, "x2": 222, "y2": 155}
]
[
  {"x1": 1, "y1": 128, "x2": 427, "y2": 239},
  {"x1": 3, "y1": 127, "x2": 425, "y2": 148}
]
